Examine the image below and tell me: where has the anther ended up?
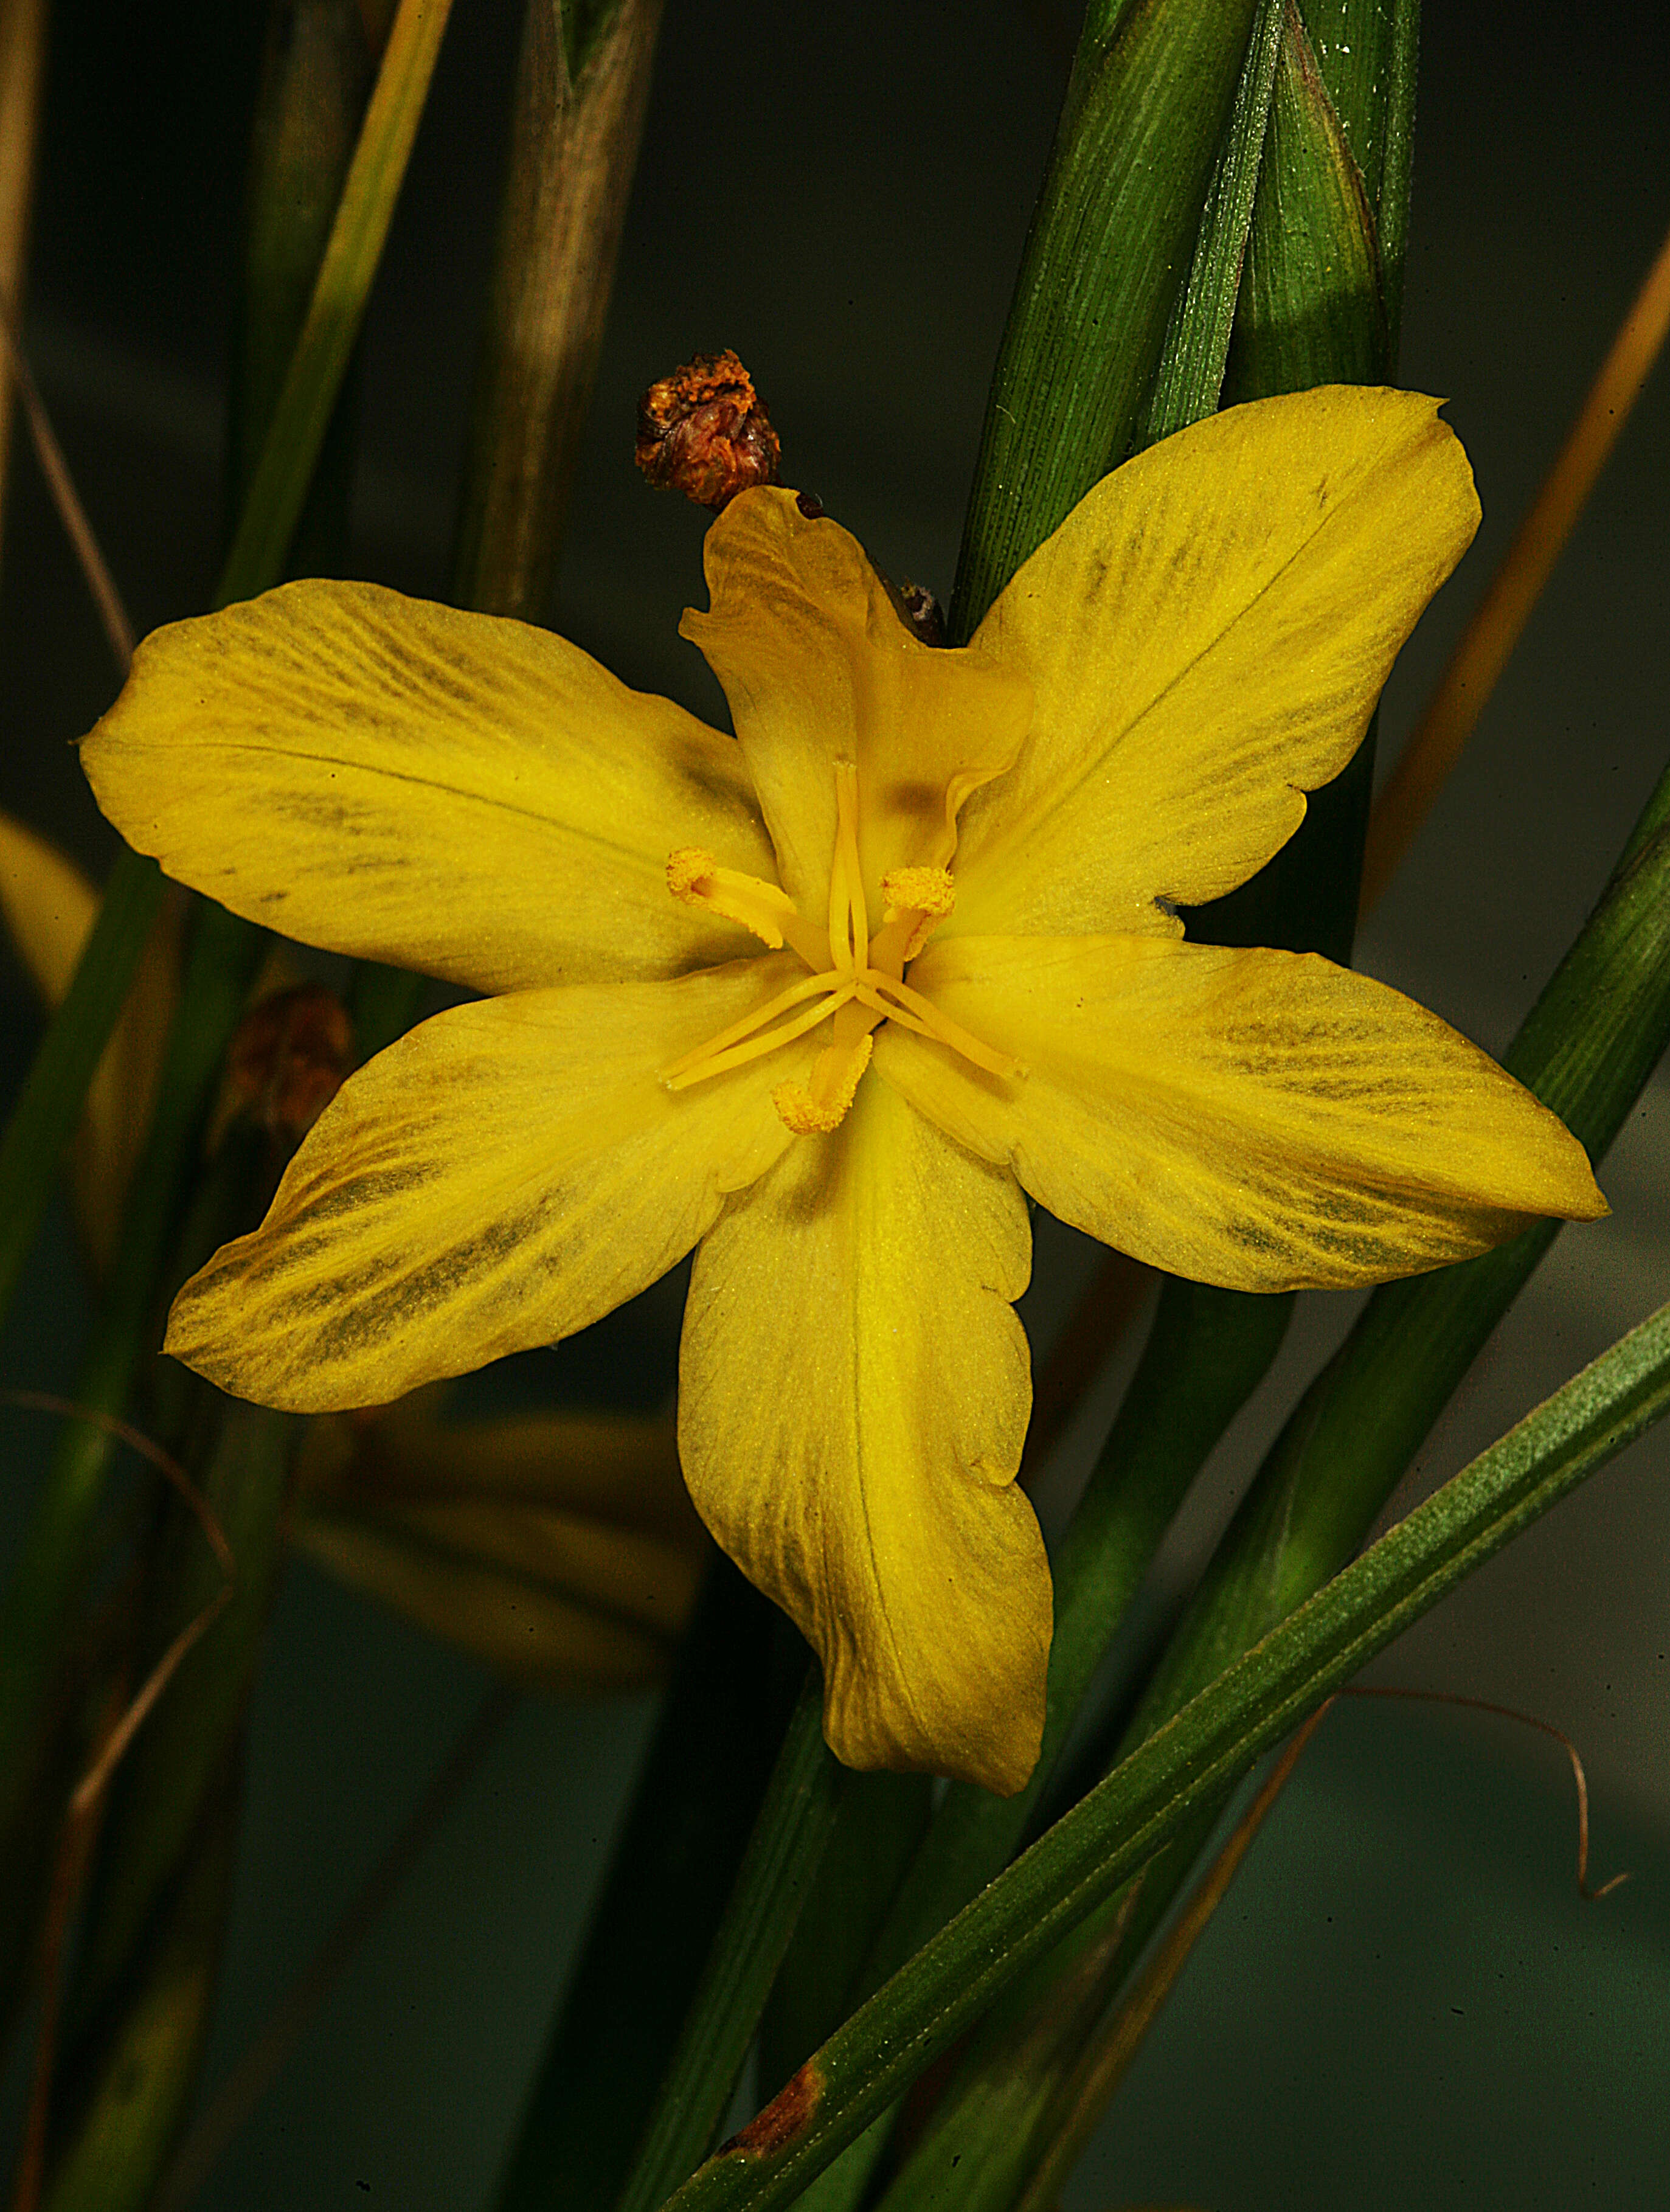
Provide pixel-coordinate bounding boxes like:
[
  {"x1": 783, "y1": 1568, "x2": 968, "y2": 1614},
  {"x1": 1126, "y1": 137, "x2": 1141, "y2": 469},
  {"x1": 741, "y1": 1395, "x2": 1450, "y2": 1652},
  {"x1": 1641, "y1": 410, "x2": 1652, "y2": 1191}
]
[
  {"x1": 881, "y1": 865, "x2": 955, "y2": 961},
  {"x1": 774, "y1": 1033, "x2": 874, "y2": 1134}
]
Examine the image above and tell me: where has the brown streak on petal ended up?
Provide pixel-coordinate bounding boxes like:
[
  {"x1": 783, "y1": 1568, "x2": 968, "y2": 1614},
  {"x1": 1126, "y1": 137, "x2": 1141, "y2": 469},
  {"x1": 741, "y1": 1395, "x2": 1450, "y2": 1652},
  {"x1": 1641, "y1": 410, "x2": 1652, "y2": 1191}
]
[{"x1": 717, "y1": 2059, "x2": 825, "y2": 2160}]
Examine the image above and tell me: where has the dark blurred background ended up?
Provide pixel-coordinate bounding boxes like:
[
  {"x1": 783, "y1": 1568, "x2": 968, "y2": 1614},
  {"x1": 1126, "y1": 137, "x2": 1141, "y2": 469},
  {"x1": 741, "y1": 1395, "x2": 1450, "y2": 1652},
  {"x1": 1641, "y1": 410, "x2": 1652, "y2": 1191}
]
[{"x1": 2, "y1": 1, "x2": 1668, "y2": 2203}]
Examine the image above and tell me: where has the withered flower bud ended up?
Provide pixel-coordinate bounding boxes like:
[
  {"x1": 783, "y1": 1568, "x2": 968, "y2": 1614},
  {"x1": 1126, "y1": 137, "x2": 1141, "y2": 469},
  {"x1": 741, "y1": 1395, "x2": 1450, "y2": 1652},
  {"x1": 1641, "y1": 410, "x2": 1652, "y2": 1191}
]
[
  {"x1": 222, "y1": 983, "x2": 356, "y2": 1148},
  {"x1": 895, "y1": 580, "x2": 945, "y2": 648},
  {"x1": 635, "y1": 349, "x2": 781, "y2": 510}
]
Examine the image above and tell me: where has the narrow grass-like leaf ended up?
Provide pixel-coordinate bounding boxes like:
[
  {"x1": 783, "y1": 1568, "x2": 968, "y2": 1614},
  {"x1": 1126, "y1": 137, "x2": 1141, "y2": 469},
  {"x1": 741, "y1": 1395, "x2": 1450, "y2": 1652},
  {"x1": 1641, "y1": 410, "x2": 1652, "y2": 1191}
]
[
  {"x1": 0, "y1": 0, "x2": 454, "y2": 1347},
  {"x1": 452, "y1": 0, "x2": 664, "y2": 620},
  {"x1": 969, "y1": 744, "x2": 1670, "y2": 2103},
  {"x1": 856, "y1": 1285, "x2": 1293, "y2": 2007},
  {"x1": 0, "y1": 0, "x2": 453, "y2": 1876},
  {"x1": 758, "y1": 1771, "x2": 932, "y2": 2103},
  {"x1": 1142, "y1": 754, "x2": 1670, "y2": 1728},
  {"x1": 493, "y1": 1566, "x2": 798, "y2": 2212},
  {"x1": 948, "y1": 0, "x2": 1260, "y2": 639},
  {"x1": 0, "y1": 905, "x2": 266, "y2": 1840},
  {"x1": 614, "y1": 1671, "x2": 844, "y2": 2212},
  {"x1": 230, "y1": 0, "x2": 378, "y2": 553},
  {"x1": 68, "y1": 1404, "x2": 293, "y2": 2033},
  {"x1": 1222, "y1": 1, "x2": 1387, "y2": 401},
  {"x1": 1194, "y1": 0, "x2": 1398, "y2": 968},
  {"x1": 660, "y1": 1295, "x2": 1670, "y2": 2212},
  {"x1": 34, "y1": 1757, "x2": 243, "y2": 2212},
  {"x1": 218, "y1": 0, "x2": 454, "y2": 603},
  {"x1": 1138, "y1": 0, "x2": 1284, "y2": 447}
]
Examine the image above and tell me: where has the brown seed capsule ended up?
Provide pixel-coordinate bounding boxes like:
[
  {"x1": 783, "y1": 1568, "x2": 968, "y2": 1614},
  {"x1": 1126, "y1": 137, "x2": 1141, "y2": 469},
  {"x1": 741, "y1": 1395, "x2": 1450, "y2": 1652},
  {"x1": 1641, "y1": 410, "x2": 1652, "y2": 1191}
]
[
  {"x1": 635, "y1": 349, "x2": 781, "y2": 510},
  {"x1": 223, "y1": 983, "x2": 356, "y2": 1146}
]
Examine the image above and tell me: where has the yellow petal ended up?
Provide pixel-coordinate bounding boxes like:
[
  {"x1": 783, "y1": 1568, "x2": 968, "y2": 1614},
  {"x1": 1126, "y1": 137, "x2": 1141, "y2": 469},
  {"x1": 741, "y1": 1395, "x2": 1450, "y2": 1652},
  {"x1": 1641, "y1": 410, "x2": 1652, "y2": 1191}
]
[
  {"x1": 0, "y1": 810, "x2": 180, "y2": 1272},
  {"x1": 0, "y1": 808, "x2": 99, "y2": 1003},
  {"x1": 166, "y1": 957, "x2": 811, "y2": 1412},
  {"x1": 681, "y1": 488, "x2": 1031, "y2": 908},
  {"x1": 679, "y1": 1073, "x2": 1048, "y2": 1794},
  {"x1": 951, "y1": 388, "x2": 1481, "y2": 937},
  {"x1": 882, "y1": 934, "x2": 1606, "y2": 1291},
  {"x1": 81, "y1": 580, "x2": 776, "y2": 994},
  {"x1": 291, "y1": 1511, "x2": 674, "y2": 1692}
]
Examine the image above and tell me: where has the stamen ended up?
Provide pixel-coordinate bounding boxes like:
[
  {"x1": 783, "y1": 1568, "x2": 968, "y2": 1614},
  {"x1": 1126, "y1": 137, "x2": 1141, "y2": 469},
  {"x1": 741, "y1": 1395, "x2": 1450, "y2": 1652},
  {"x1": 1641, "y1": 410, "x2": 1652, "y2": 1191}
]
[
  {"x1": 774, "y1": 1029, "x2": 874, "y2": 1134},
  {"x1": 861, "y1": 971, "x2": 1024, "y2": 1082},
  {"x1": 660, "y1": 757, "x2": 1022, "y2": 1123},
  {"x1": 667, "y1": 848, "x2": 828, "y2": 969},
  {"x1": 662, "y1": 969, "x2": 848, "y2": 1087},
  {"x1": 881, "y1": 864, "x2": 955, "y2": 962}
]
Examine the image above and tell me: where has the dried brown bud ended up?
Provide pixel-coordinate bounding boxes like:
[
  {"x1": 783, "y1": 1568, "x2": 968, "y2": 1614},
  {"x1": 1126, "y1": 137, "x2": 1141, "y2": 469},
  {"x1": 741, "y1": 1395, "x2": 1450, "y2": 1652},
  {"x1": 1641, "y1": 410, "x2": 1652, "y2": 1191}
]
[
  {"x1": 223, "y1": 984, "x2": 356, "y2": 1147},
  {"x1": 635, "y1": 349, "x2": 781, "y2": 510},
  {"x1": 896, "y1": 580, "x2": 945, "y2": 648}
]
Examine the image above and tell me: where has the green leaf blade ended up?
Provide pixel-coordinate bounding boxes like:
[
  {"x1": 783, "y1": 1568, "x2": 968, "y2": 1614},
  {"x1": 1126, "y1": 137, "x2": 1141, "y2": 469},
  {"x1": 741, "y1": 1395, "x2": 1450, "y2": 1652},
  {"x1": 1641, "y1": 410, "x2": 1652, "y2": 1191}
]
[{"x1": 948, "y1": 0, "x2": 1261, "y2": 640}]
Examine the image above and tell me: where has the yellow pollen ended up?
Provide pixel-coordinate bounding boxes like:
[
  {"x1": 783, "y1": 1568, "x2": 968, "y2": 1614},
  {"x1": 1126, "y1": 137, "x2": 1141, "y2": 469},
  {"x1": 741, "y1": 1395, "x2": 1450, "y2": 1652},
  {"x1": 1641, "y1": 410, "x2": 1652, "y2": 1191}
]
[
  {"x1": 661, "y1": 764, "x2": 1021, "y2": 1123},
  {"x1": 775, "y1": 1030, "x2": 874, "y2": 1134},
  {"x1": 666, "y1": 847, "x2": 830, "y2": 968},
  {"x1": 881, "y1": 865, "x2": 955, "y2": 961}
]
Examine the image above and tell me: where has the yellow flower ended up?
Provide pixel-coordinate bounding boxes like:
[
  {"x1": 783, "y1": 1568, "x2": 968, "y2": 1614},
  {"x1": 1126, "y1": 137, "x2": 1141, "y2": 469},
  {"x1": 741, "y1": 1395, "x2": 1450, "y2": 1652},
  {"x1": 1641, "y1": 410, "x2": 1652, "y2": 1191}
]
[{"x1": 80, "y1": 388, "x2": 1605, "y2": 1794}]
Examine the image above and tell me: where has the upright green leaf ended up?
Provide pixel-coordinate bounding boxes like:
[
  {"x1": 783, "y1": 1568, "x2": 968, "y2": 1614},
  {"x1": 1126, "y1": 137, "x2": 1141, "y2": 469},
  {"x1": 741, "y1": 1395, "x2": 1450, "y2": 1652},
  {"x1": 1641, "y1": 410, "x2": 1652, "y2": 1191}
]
[
  {"x1": 958, "y1": 745, "x2": 1670, "y2": 2143},
  {"x1": 614, "y1": 1672, "x2": 844, "y2": 2212},
  {"x1": 218, "y1": 0, "x2": 455, "y2": 602},
  {"x1": 231, "y1": 0, "x2": 378, "y2": 560},
  {"x1": 854, "y1": 1285, "x2": 1293, "y2": 2006},
  {"x1": 1139, "y1": 0, "x2": 1285, "y2": 447},
  {"x1": 1140, "y1": 755, "x2": 1670, "y2": 1721},
  {"x1": 1222, "y1": 1, "x2": 1388, "y2": 402},
  {"x1": 37, "y1": 1760, "x2": 243, "y2": 2212},
  {"x1": 1196, "y1": 0, "x2": 1408, "y2": 966},
  {"x1": 0, "y1": 904, "x2": 266, "y2": 1846},
  {"x1": 0, "y1": 0, "x2": 457, "y2": 1958},
  {"x1": 948, "y1": 0, "x2": 1260, "y2": 639},
  {"x1": 68, "y1": 1405, "x2": 293, "y2": 2034}
]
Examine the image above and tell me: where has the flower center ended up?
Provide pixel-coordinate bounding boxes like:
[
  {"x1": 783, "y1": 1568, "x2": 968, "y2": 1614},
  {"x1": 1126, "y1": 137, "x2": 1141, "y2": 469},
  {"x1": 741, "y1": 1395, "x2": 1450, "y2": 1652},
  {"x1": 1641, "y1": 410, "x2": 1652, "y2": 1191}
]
[{"x1": 662, "y1": 760, "x2": 1018, "y2": 1132}]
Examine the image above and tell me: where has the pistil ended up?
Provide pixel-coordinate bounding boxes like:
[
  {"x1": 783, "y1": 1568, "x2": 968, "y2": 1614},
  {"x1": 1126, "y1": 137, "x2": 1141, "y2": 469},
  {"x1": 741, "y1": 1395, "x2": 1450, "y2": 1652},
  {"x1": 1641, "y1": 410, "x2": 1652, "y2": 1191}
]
[{"x1": 661, "y1": 761, "x2": 1022, "y2": 1122}]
